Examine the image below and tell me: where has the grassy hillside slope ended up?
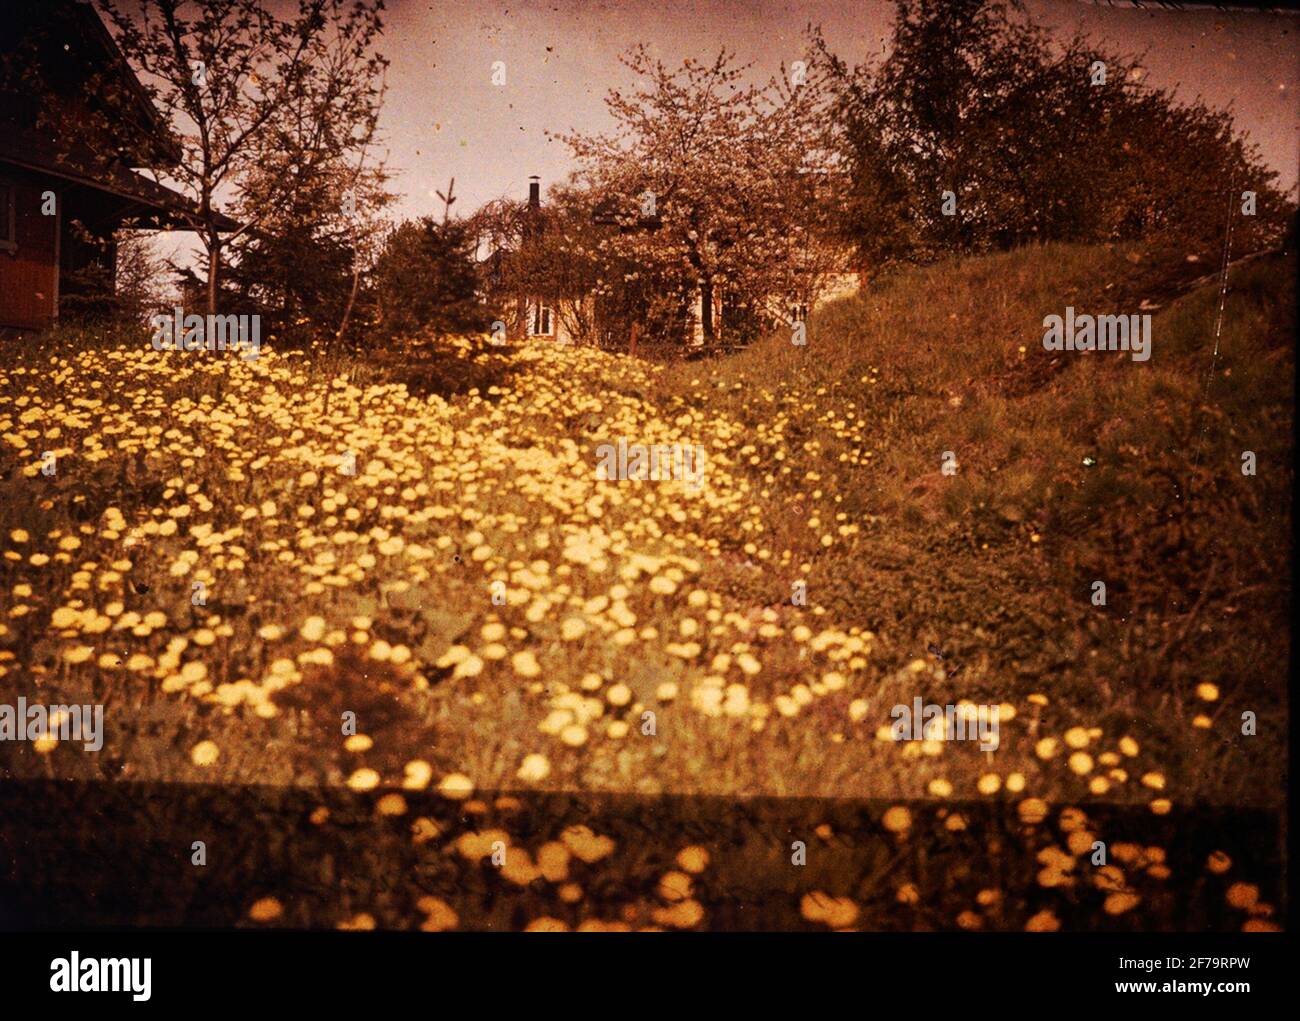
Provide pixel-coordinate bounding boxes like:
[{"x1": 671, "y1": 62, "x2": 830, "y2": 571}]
[
  {"x1": 653, "y1": 240, "x2": 1293, "y2": 808},
  {"x1": 1, "y1": 240, "x2": 1290, "y2": 930}
]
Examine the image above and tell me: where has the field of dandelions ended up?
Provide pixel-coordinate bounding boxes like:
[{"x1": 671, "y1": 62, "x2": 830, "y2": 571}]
[{"x1": 1, "y1": 247, "x2": 1288, "y2": 930}]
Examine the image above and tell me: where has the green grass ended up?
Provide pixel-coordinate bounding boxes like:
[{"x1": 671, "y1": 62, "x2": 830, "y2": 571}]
[
  {"x1": 653, "y1": 240, "x2": 1294, "y2": 809},
  {"x1": 1, "y1": 240, "x2": 1290, "y2": 930}
]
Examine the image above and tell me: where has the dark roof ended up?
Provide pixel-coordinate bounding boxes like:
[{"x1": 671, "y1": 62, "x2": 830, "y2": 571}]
[
  {"x1": 0, "y1": 145, "x2": 239, "y2": 233},
  {"x1": 69, "y1": 0, "x2": 181, "y2": 162},
  {"x1": 0, "y1": 0, "x2": 237, "y2": 232},
  {"x1": 2, "y1": 1, "x2": 181, "y2": 167}
]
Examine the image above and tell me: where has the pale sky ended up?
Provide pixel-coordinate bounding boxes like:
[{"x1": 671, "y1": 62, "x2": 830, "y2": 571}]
[
  {"x1": 149, "y1": 0, "x2": 1299, "y2": 269},
  {"x1": 377, "y1": 0, "x2": 1300, "y2": 222}
]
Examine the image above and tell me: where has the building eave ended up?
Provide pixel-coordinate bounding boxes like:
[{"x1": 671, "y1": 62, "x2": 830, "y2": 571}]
[{"x1": 0, "y1": 154, "x2": 240, "y2": 232}]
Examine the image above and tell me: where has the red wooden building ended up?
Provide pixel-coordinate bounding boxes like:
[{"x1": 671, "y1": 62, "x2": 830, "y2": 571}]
[{"x1": 0, "y1": 0, "x2": 232, "y2": 333}]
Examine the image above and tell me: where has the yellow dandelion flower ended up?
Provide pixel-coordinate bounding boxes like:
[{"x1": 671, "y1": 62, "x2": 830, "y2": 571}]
[
  {"x1": 560, "y1": 824, "x2": 615, "y2": 863},
  {"x1": 655, "y1": 894, "x2": 707, "y2": 926},
  {"x1": 606, "y1": 683, "x2": 632, "y2": 707},
  {"x1": 33, "y1": 731, "x2": 59, "y2": 754},
  {"x1": 523, "y1": 916, "x2": 569, "y2": 932},
  {"x1": 63, "y1": 645, "x2": 94, "y2": 665},
  {"x1": 248, "y1": 897, "x2": 283, "y2": 922},
  {"x1": 418, "y1": 897, "x2": 459, "y2": 932},
  {"x1": 800, "y1": 892, "x2": 859, "y2": 929},
  {"x1": 410, "y1": 817, "x2": 440, "y2": 845},
  {"x1": 376, "y1": 793, "x2": 407, "y2": 816},
  {"x1": 438, "y1": 773, "x2": 474, "y2": 800},
  {"x1": 402, "y1": 760, "x2": 433, "y2": 790},
  {"x1": 1225, "y1": 883, "x2": 1259, "y2": 910},
  {"x1": 436, "y1": 644, "x2": 470, "y2": 668},
  {"x1": 676, "y1": 846, "x2": 709, "y2": 874},
  {"x1": 452, "y1": 655, "x2": 484, "y2": 679},
  {"x1": 537, "y1": 842, "x2": 570, "y2": 883},
  {"x1": 347, "y1": 768, "x2": 380, "y2": 792},
  {"x1": 1102, "y1": 891, "x2": 1141, "y2": 915},
  {"x1": 1206, "y1": 851, "x2": 1232, "y2": 875},
  {"x1": 511, "y1": 650, "x2": 541, "y2": 678},
  {"x1": 657, "y1": 870, "x2": 693, "y2": 903},
  {"x1": 1068, "y1": 752, "x2": 1094, "y2": 775},
  {"x1": 517, "y1": 753, "x2": 551, "y2": 783},
  {"x1": 1064, "y1": 726, "x2": 1090, "y2": 749},
  {"x1": 191, "y1": 740, "x2": 220, "y2": 766},
  {"x1": 881, "y1": 806, "x2": 911, "y2": 834}
]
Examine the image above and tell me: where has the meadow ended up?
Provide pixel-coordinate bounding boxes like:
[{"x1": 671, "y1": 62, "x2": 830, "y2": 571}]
[{"x1": 0, "y1": 241, "x2": 1290, "y2": 931}]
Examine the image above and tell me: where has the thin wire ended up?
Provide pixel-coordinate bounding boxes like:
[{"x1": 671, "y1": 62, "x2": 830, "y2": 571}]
[{"x1": 1190, "y1": 178, "x2": 1237, "y2": 470}]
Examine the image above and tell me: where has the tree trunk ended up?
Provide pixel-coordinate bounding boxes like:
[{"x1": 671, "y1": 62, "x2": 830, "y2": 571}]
[
  {"x1": 335, "y1": 266, "x2": 362, "y2": 347},
  {"x1": 206, "y1": 238, "x2": 220, "y2": 316}
]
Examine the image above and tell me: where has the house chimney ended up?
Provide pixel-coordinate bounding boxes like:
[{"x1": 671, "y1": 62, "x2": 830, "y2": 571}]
[{"x1": 528, "y1": 175, "x2": 540, "y2": 209}]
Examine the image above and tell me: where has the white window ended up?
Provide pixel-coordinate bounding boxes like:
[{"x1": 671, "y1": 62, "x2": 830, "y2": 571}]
[
  {"x1": 0, "y1": 181, "x2": 15, "y2": 254},
  {"x1": 528, "y1": 302, "x2": 554, "y2": 337}
]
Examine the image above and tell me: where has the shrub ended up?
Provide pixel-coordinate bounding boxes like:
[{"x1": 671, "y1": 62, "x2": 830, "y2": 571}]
[{"x1": 373, "y1": 217, "x2": 486, "y2": 342}]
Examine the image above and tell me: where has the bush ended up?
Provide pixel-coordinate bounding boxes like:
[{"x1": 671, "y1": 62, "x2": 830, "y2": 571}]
[
  {"x1": 823, "y1": 0, "x2": 1294, "y2": 268},
  {"x1": 373, "y1": 217, "x2": 486, "y2": 342}
]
